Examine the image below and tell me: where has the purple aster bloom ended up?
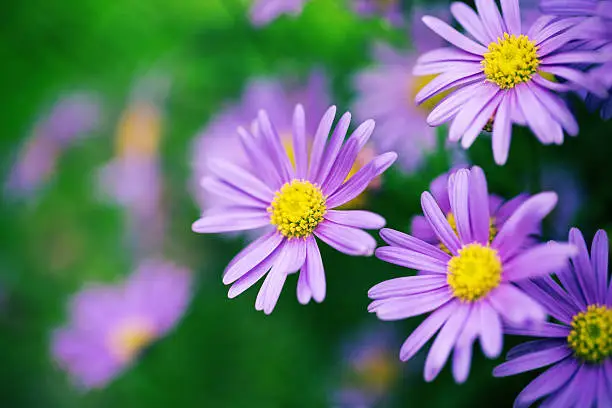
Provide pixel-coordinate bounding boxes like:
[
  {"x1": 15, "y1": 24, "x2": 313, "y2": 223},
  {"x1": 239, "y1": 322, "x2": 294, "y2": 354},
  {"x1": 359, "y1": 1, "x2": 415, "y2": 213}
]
[
  {"x1": 494, "y1": 228, "x2": 612, "y2": 408},
  {"x1": 352, "y1": 0, "x2": 404, "y2": 26},
  {"x1": 249, "y1": 0, "x2": 307, "y2": 26},
  {"x1": 6, "y1": 92, "x2": 101, "y2": 198},
  {"x1": 191, "y1": 105, "x2": 397, "y2": 314},
  {"x1": 368, "y1": 166, "x2": 577, "y2": 383},
  {"x1": 411, "y1": 168, "x2": 538, "y2": 248},
  {"x1": 191, "y1": 72, "x2": 330, "y2": 212},
  {"x1": 52, "y1": 259, "x2": 192, "y2": 390},
  {"x1": 414, "y1": 0, "x2": 608, "y2": 165}
]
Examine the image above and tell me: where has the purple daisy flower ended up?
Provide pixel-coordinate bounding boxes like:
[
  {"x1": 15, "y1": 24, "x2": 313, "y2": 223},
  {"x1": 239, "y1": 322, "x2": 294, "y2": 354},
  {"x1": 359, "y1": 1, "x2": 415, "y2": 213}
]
[
  {"x1": 414, "y1": 0, "x2": 608, "y2": 164},
  {"x1": 411, "y1": 168, "x2": 538, "y2": 248},
  {"x1": 6, "y1": 92, "x2": 101, "y2": 198},
  {"x1": 52, "y1": 259, "x2": 192, "y2": 390},
  {"x1": 191, "y1": 105, "x2": 397, "y2": 314},
  {"x1": 351, "y1": 0, "x2": 404, "y2": 26},
  {"x1": 368, "y1": 166, "x2": 577, "y2": 383},
  {"x1": 494, "y1": 228, "x2": 612, "y2": 407},
  {"x1": 249, "y1": 0, "x2": 307, "y2": 26},
  {"x1": 191, "y1": 72, "x2": 330, "y2": 212},
  {"x1": 541, "y1": 0, "x2": 612, "y2": 119}
]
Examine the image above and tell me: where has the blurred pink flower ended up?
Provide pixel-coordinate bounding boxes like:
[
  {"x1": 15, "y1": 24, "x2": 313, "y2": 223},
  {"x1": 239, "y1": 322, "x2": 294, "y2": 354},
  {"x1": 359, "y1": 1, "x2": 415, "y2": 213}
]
[
  {"x1": 52, "y1": 259, "x2": 192, "y2": 390},
  {"x1": 249, "y1": 0, "x2": 307, "y2": 26}
]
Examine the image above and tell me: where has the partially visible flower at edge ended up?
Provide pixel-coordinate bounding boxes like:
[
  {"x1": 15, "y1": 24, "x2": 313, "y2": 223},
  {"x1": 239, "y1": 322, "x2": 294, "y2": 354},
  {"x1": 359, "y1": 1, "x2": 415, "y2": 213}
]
[
  {"x1": 192, "y1": 104, "x2": 397, "y2": 314},
  {"x1": 494, "y1": 228, "x2": 612, "y2": 408},
  {"x1": 369, "y1": 166, "x2": 577, "y2": 383},
  {"x1": 52, "y1": 259, "x2": 192, "y2": 390}
]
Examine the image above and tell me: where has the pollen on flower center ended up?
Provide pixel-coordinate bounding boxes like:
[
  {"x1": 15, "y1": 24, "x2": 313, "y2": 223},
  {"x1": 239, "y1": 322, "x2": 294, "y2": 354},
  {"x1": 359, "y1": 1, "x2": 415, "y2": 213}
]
[
  {"x1": 567, "y1": 305, "x2": 612, "y2": 364},
  {"x1": 482, "y1": 33, "x2": 540, "y2": 89},
  {"x1": 447, "y1": 243, "x2": 502, "y2": 302},
  {"x1": 268, "y1": 180, "x2": 327, "y2": 239},
  {"x1": 108, "y1": 320, "x2": 155, "y2": 362},
  {"x1": 439, "y1": 213, "x2": 497, "y2": 254}
]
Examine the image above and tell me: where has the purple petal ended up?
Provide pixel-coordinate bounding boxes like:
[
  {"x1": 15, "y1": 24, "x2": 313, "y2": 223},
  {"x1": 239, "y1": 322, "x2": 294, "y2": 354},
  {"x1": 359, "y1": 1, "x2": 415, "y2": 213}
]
[
  {"x1": 450, "y1": 2, "x2": 490, "y2": 44},
  {"x1": 447, "y1": 83, "x2": 498, "y2": 142},
  {"x1": 592, "y1": 229, "x2": 609, "y2": 302},
  {"x1": 475, "y1": 0, "x2": 506, "y2": 40},
  {"x1": 422, "y1": 15, "x2": 488, "y2": 55},
  {"x1": 322, "y1": 138, "x2": 360, "y2": 195},
  {"x1": 192, "y1": 210, "x2": 270, "y2": 233},
  {"x1": 228, "y1": 249, "x2": 278, "y2": 299},
  {"x1": 324, "y1": 210, "x2": 385, "y2": 230},
  {"x1": 416, "y1": 47, "x2": 482, "y2": 65},
  {"x1": 411, "y1": 216, "x2": 438, "y2": 242},
  {"x1": 200, "y1": 177, "x2": 268, "y2": 209},
  {"x1": 515, "y1": 84, "x2": 559, "y2": 145},
  {"x1": 326, "y1": 152, "x2": 397, "y2": 208},
  {"x1": 513, "y1": 358, "x2": 579, "y2": 408},
  {"x1": 504, "y1": 322, "x2": 570, "y2": 338},
  {"x1": 421, "y1": 192, "x2": 461, "y2": 256},
  {"x1": 256, "y1": 110, "x2": 294, "y2": 182},
  {"x1": 449, "y1": 169, "x2": 472, "y2": 243},
  {"x1": 545, "y1": 66, "x2": 608, "y2": 98},
  {"x1": 399, "y1": 300, "x2": 458, "y2": 361},
  {"x1": 532, "y1": 73, "x2": 574, "y2": 93},
  {"x1": 369, "y1": 286, "x2": 454, "y2": 321},
  {"x1": 480, "y1": 301, "x2": 503, "y2": 358},
  {"x1": 430, "y1": 171, "x2": 451, "y2": 211},
  {"x1": 493, "y1": 345, "x2": 572, "y2": 377},
  {"x1": 543, "y1": 51, "x2": 608, "y2": 65},
  {"x1": 528, "y1": 82, "x2": 578, "y2": 136},
  {"x1": 223, "y1": 231, "x2": 284, "y2": 284},
  {"x1": 569, "y1": 228, "x2": 598, "y2": 304},
  {"x1": 492, "y1": 93, "x2": 512, "y2": 165},
  {"x1": 574, "y1": 366, "x2": 599, "y2": 408},
  {"x1": 506, "y1": 338, "x2": 567, "y2": 360},
  {"x1": 493, "y1": 192, "x2": 558, "y2": 262},
  {"x1": 540, "y1": 365, "x2": 586, "y2": 407},
  {"x1": 208, "y1": 159, "x2": 274, "y2": 203},
  {"x1": 305, "y1": 236, "x2": 326, "y2": 302},
  {"x1": 308, "y1": 106, "x2": 336, "y2": 179},
  {"x1": 315, "y1": 111, "x2": 351, "y2": 184},
  {"x1": 291, "y1": 104, "x2": 308, "y2": 178},
  {"x1": 517, "y1": 278, "x2": 577, "y2": 324},
  {"x1": 460, "y1": 92, "x2": 504, "y2": 148},
  {"x1": 452, "y1": 341, "x2": 474, "y2": 384},
  {"x1": 296, "y1": 266, "x2": 312, "y2": 305},
  {"x1": 500, "y1": 0, "x2": 521, "y2": 34},
  {"x1": 255, "y1": 264, "x2": 287, "y2": 315},
  {"x1": 314, "y1": 220, "x2": 376, "y2": 256},
  {"x1": 503, "y1": 242, "x2": 578, "y2": 282},
  {"x1": 488, "y1": 283, "x2": 546, "y2": 325},
  {"x1": 427, "y1": 82, "x2": 484, "y2": 126},
  {"x1": 417, "y1": 71, "x2": 484, "y2": 105},
  {"x1": 424, "y1": 303, "x2": 471, "y2": 382},
  {"x1": 379, "y1": 228, "x2": 451, "y2": 261},
  {"x1": 375, "y1": 246, "x2": 449, "y2": 274},
  {"x1": 468, "y1": 166, "x2": 491, "y2": 244},
  {"x1": 368, "y1": 275, "x2": 449, "y2": 298},
  {"x1": 237, "y1": 126, "x2": 283, "y2": 189}
]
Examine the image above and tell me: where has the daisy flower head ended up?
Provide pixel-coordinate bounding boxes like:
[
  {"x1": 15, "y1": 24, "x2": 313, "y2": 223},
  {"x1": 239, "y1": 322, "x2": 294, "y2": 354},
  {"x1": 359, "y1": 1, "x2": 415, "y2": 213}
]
[
  {"x1": 494, "y1": 228, "x2": 612, "y2": 407},
  {"x1": 192, "y1": 105, "x2": 397, "y2": 314},
  {"x1": 249, "y1": 0, "x2": 307, "y2": 27},
  {"x1": 540, "y1": 0, "x2": 612, "y2": 119},
  {"x1": 52, "y1": 259, "x2": 192, "y2": 389},
  {"x1": 368, "y1": 166, "x2": 577, "y2": 383},
  {"x1": 411, "y1": 168, "x2": 539, "y2": 249},
  {"x1": 414, "y1": 0, "x2": 608, "y2": 165}
]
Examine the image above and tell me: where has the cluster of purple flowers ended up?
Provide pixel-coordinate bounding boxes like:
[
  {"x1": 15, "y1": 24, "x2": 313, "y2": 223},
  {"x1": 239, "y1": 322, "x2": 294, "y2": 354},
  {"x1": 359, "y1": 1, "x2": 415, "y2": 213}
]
[{"x1": 27, "y1": 0, "x2": 611, "y2": 404}]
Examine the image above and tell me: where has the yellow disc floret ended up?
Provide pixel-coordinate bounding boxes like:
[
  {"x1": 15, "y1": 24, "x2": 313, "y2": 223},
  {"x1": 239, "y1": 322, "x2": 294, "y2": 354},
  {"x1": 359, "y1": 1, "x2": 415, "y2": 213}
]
[
  {"x1": 482, "y1": 33, "x2": 540, "y2": 89},
  {"x1": 268, "y1": 180, "x2": 327, "y2": 239},
  {"x1": 567, "y1": 305, "x2": 612, "y2": 364},
  {"x1": 447, "y1": 243, "x2": 502, "y2": 302},
  {"x1": 108, "y1": 320, "x2": 155, "y2": 362}
]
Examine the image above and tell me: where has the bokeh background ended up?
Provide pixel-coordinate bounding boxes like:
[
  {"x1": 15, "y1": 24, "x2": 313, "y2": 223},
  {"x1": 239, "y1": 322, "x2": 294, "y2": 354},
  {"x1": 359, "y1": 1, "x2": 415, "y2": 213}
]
[{"x1": 1, "y1": 0, "x2": 612, "y2": 407}]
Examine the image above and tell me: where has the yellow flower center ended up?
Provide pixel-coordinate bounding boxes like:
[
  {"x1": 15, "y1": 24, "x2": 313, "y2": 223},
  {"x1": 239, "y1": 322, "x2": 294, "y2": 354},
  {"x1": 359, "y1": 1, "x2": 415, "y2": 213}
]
[
  {"x1": 447, "y1": 243, "x2": 502, "y2": 302},
  {"x1": 268, "y1": 180, "x2": 326, "y2": 239},
  {"x1": 116, "y1": 102, "x2": 161, "y2": 158},
  {"x1": 440, "y1": 213, "x2": 497, "y2": 254},
  {"x1": 108, "y1": 320, "x2": 155, "y2": 362},
  {"x1": 567, "y1": 305, "x2": 612, "y2": 364},
  {"x1": 482, "y1": 33, "x2": 540, "y2": 89}
]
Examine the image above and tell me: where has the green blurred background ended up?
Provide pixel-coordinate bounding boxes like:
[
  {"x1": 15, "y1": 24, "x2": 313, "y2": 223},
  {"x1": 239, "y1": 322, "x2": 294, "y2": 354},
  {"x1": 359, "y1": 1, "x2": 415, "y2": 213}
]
[{"x1": 1, "y1": 0, "x2": 612, "y2": 407}]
